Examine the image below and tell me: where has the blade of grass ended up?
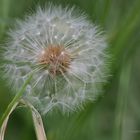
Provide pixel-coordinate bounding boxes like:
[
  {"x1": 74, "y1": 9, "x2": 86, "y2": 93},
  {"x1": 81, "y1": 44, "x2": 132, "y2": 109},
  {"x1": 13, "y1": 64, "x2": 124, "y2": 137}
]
[
  {"x1": 0, "y1": 0, "x2": 11, "y2": 38},
  {"x1": 110, "y1": 0, "x2": 140, "y2": 57},
  {"x1": 32, "y1": 106, "x2": 47, "y2": 140},
  {"x1": 21, "y1": 100, "x2": 47, "y2": 140},
  {"x1": 0, "y1": 74, "x2": 32, "y2": 140},
  {"x1": 0, "y1": 102, "x2": 18, "y2": 140},
  {"x1": 113, "y1": 60, "x2": 132, "y2": 140},
  {"x1": 100, "y1": 0, "x2": 112, "y2": 26}
]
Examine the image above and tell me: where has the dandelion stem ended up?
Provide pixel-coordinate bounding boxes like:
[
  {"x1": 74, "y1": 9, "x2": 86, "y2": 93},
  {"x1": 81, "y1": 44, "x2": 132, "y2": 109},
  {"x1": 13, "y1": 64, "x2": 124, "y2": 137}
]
[{"x1": 0, "y1": 74, "x2": 33, "y2": 140}]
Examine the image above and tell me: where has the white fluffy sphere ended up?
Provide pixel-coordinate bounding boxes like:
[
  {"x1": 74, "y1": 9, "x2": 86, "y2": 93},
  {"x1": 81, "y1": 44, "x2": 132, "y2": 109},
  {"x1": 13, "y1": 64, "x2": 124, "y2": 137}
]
[{"x1": 3, "y1": 5, "x2": 109, "y2": 114}]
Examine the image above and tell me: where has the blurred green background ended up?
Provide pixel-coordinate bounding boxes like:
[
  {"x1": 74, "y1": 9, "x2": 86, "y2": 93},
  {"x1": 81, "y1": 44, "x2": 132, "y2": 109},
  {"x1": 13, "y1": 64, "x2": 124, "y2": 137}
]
[{"x1": 0, "y1": 0, "x2": 140, "y2": 140}]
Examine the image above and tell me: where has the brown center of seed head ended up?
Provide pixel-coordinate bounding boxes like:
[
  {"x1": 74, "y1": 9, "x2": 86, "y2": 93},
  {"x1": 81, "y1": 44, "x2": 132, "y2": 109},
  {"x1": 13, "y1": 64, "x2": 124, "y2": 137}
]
[{"x1": 39, "y1": 45, "x2": 71, "y2": 76}]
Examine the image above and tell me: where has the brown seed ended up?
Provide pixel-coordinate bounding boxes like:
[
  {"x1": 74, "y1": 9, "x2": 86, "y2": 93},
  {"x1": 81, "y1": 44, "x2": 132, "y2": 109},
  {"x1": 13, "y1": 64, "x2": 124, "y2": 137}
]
[{"x1": 39, "y1": 45, "x2": 71, "y2": 76}]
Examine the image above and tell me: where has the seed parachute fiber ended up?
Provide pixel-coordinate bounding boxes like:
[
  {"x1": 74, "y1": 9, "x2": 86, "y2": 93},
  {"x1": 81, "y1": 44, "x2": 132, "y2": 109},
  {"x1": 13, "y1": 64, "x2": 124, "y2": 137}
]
[{"x1": 2, "y1": 5, "x2": 109, "y2": 114}]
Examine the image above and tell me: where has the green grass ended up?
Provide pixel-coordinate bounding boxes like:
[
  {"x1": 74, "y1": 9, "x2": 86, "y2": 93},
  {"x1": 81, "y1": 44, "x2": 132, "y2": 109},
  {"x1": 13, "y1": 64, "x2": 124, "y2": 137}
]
[{"x1": 0, "y1": 0, "x2": 140, "y2": 140}]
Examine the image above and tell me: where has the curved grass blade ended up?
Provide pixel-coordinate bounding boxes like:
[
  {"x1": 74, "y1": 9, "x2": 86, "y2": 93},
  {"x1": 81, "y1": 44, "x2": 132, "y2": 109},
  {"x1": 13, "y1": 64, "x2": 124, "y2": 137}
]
[
  {"x1": 21, "y1": 100, "x2": 47, "y2": 140},
  {"x1": 0, "y1": 74, "x2": 32, "y2": 140}
]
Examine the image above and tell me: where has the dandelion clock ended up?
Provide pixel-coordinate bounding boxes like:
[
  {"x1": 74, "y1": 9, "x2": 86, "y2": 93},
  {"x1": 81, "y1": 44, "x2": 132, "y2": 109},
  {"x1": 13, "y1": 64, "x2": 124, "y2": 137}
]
[{"x1": 0, "y1": 4, "x2": 109, "y2": 140}]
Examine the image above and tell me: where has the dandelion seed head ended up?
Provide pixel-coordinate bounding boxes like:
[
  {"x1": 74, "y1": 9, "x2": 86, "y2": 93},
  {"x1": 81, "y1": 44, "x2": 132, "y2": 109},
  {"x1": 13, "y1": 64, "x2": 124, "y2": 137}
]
[{"x1": 3, "y1": 5, "x2": 109, "y2": 114}]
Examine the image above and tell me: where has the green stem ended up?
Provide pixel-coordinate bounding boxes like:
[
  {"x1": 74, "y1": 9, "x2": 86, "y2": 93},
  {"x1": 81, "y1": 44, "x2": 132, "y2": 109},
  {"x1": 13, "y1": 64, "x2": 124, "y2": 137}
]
[
  {"x1": 0, "y1": 102, "x2": 18, "y2": 140},
  {"x1": 0, "y1": 74, "x2": 32, "y2": 129}
]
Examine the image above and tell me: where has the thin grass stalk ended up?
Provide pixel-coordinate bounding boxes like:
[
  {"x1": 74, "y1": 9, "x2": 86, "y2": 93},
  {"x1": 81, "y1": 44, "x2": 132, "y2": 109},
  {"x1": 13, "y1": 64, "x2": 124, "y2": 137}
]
[
  {"x1": 0, "y1": 74, "x2": 33, "y2": 140},
  {"x1": 32, "y1": 106, "x2": 47, "y2": 140},
  {"x1": 113, "y1": 60, "x2": 132, "y2": 140},
  {"x1": 22, "y1": 100, "x2": 47, "y2": 140},
  {"x1": 0, "y1": 102, "x2": 18, "y2": 140}
]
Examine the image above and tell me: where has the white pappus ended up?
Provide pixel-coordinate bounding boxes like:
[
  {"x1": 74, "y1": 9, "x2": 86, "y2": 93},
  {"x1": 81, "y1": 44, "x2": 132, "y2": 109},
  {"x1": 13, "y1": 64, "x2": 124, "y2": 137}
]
[{"x1": 2, "y1": 5, "x2": 109, "y2": 114}]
